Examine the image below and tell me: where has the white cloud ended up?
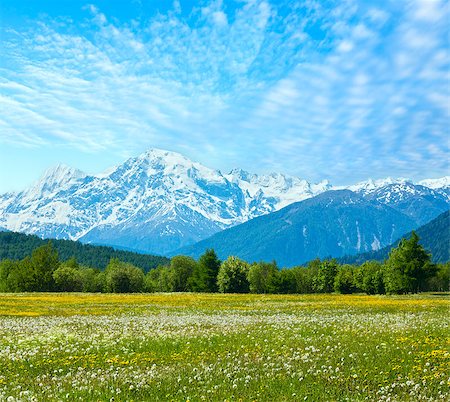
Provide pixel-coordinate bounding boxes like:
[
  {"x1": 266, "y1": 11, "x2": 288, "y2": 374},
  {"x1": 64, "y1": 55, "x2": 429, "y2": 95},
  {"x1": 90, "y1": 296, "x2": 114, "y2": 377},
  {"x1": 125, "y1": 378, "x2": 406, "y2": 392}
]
[
  {"x1": 173, "y1": 1, "x2": 181, "y2": 14},
  {"x1": 212, "y1": 11, "x2": 228, "y2": 27},
  {"x1": 0, "y1": 0, "x2": 448, "y2": 185},
  {"x1": 367, "y1": 7, "x2": 389, "y2": 25},
  {"x1": 413, "y1": 0, "x2": 444, "y2": 22},
  {"x1": 337, "y1": 40, "x2": 354, "y2": 52}
]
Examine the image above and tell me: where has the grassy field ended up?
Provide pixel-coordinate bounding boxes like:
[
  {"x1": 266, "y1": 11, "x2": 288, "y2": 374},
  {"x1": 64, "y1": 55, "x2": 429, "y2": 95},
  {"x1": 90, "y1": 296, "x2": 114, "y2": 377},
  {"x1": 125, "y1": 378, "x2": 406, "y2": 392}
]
[{"x1": 0, "y1": 293, "x2": 449, "y2": 401}]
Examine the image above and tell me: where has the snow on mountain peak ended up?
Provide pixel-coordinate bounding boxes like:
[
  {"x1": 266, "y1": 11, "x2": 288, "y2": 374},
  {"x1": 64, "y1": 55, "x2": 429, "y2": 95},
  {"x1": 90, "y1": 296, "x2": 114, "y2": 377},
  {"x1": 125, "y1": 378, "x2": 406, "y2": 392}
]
[
  {"x1": 228, "y1": 168, "x2": 253, "y2": 182},
  {"x1": 0, "y1": 147, "x2": 449, "y2": 255},
  {"x1": 30, "y1": 164, "x2": 86, "y2": 196},
  {"x1": 139, "y1": 148, "x2": 189, "y2": 165},
  {"x1": 42, "y1": 163, "x2": 86, "y2": 182},
  {"x1": 311, "y1": 179, "x2": 332, "y2": 193},
  {"x1": 132, "y1": 148, "x2": 226, "y2": 184},
  {"x1": 418, "y1": 176, "x2": 450, "y2": 189},
  {"x1": 347, "y1": 177, "x2": 410, "y2": 193}
]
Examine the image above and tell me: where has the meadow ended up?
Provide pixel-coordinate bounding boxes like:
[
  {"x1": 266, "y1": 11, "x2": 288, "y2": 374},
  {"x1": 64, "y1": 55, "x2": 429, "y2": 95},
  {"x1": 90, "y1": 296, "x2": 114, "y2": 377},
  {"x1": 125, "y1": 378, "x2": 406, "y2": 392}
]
[{"x1": 0, "y1": 293, "x2": 448, "y2": 401}]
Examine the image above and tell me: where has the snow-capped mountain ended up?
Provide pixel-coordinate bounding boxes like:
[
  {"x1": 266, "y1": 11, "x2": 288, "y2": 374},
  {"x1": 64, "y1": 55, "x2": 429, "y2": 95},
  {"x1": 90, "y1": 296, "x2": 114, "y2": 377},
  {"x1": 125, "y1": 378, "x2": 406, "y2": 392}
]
[
  {"x1": 226, "y1": 169, "x2": 332, "y2": 210},
  {"x1": 362, "y1": 182, "x2": 449, "y2": 224},
  {"x1": 0, "y1": 148, "x2": 448, "y2": 255},
  {"x1": 347, "y1": 176, "x2": 450, "y2": 201},
  {"x1": 0, "y1": 149, "x2": 329, "y2": 253},
  {"x1": 347, "y1": 179, "x2": 450, "y2": 225},
  {"x1": 418, "y1": 177, "x2": 450, "y2": 203},
  {"x1": 345, "y1": 177, "x2": 410, "y2": 193},
  {"x1": 418, "y1": 177, "x2": 450, "y2": 190}
]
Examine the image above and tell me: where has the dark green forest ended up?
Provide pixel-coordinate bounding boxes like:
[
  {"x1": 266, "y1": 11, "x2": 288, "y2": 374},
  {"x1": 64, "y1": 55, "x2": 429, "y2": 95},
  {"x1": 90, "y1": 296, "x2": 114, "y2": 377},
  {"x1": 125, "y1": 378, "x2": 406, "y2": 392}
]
[
  {"x1": 0, "y1": 232, "x2": 448, "y2": 294},
  {"x1": 0, "y1": 231, "x2": 169, "y2": 271}
]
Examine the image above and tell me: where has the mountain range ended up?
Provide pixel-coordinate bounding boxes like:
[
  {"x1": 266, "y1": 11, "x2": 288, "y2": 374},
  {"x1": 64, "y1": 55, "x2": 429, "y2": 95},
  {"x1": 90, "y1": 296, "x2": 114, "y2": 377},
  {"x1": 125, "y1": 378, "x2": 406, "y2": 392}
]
[
  {"x1": 176, "y1": 190, "x2": 418, "y2": 266},
  {"x1": 0, "y1": 148, "x2": 448, "y2": 265}
]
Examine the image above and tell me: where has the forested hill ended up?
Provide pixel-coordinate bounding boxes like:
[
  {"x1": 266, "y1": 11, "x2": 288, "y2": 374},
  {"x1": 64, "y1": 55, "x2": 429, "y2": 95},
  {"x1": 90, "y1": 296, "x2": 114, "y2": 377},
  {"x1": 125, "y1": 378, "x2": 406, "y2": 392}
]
[
  {"x1": 0, "y1": 231, "x2": 169, "y2": 271},
  {"x1": 339, "y1": 210, "x2": 450, "y2": 264}
]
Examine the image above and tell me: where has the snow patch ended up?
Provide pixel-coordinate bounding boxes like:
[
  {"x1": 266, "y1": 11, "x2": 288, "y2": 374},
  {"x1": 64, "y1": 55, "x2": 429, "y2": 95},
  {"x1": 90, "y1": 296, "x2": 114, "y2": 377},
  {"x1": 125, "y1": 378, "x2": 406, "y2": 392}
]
[
  {"x1": 356, "y1": 221, "x2": 361, "y2": 251},
  {"x1": 418, "y1": 176, "x2": 450, "y2": 189},
  {"x1": 371, "y1": 235, "x2": 381, "y2": 251}
]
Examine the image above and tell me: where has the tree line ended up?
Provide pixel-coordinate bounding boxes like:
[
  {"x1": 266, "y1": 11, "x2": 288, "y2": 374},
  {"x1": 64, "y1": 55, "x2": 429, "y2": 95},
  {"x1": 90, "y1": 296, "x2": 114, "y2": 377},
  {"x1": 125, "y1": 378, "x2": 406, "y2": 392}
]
[{"x1": 0, "y1": 232, "x2": 448, "y2": 294}]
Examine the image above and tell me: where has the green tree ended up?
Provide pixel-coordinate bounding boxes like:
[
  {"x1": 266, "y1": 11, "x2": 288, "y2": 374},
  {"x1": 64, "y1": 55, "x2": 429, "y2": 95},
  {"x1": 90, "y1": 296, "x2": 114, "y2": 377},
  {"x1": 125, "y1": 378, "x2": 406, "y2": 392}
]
[
  {"x1": 105, "y1": 258, "x2": 145, "y2": 293},
  {"x1": 0, "y1": 259, "x2": 15, "y2": 292},
  {"x1": 144, "y1": 265, "x2": 172, "y2": 292},
  {"x1": 292, "y1": 266, "x2": 315, "y2": 294},
  {"x1": 30, "y1": 242, "x2": 60, "y2": 291},
  {"x1": 426, "y1": 263, "x2": 449, "y2": 292},
  {"x1": 64, "y1": 257, "x2": 79, "y2": 269},
  {"x1": 53, "y1": 265, "x2": 83, "y2": 292},
  {"x1": 0, "y1": 231, "x2": 169, "y2": 271},
  {"x1": 289, "y1": 259, "x2": 322, "y2": 294},
  {"x1": 94, "y1": 270, "x2": 107, "y2": 293},
  {"x1": 356, "y1": 261, "x2": 385, "y2": 295},
  {"x1": 169, "y1": 256, "x2": 197, "y2": 292},
  {"x1": 78, "y1": 267, "x2": 105, "y2": 292},
  {"x1": 144, "y1": 268, "x2": 159, "y2": 292},
  {"x1": 6, "y1": 257, "x2": 36, "y2": 292},
  {"x1": 384, "y1": 232, "x2": 436, "y2": 294},
  {"x1": 189, "y1": 249, "x2": 221, "y2": 292},
  {"x1": 217, "y1": 256, "x2": 250, "y2": 293},
  {"x1": 313, "y1": 260, "x2": 338, "y2": 293},
  {"x1": 334, "y1": 265, "x2": 357, "y2": 294},
  {"x1": 248, "y1": 261, "x2": 278, "y2": 294},
  {"x1": 272, "y1": 268, "x2": 297, "y2": 294}
]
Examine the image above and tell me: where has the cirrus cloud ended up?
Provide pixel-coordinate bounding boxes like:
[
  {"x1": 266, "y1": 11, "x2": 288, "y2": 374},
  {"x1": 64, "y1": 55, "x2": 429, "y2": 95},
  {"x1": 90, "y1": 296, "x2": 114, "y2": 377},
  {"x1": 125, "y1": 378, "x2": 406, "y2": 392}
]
[{"x1": 0, "y1": 0, "x2": 448, "y2": 190}]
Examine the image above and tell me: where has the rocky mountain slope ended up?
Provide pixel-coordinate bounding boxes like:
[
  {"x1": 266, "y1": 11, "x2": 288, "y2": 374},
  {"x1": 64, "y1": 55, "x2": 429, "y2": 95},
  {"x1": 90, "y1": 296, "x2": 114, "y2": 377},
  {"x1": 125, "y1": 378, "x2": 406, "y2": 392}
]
[{"x1": 338, "y1": 210, "x2": 450, "y2": 264}]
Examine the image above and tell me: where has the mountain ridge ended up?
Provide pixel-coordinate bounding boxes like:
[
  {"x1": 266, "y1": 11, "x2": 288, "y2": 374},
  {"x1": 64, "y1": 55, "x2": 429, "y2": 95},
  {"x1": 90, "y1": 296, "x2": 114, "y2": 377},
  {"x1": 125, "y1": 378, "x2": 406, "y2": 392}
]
[
  {"x1": 0, "y1": 148, "x2": 448, "y2": 255},
  {"x1": 174, "y1": 190, "x2": 420, "y2": 267}
]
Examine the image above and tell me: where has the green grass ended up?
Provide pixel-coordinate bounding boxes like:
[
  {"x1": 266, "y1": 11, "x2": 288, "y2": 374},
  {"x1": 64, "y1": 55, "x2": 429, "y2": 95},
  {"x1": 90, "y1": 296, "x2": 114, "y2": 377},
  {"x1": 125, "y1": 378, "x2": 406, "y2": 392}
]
[{"x1": 0, "y1": 293, "x2": 449, "y2": 401}]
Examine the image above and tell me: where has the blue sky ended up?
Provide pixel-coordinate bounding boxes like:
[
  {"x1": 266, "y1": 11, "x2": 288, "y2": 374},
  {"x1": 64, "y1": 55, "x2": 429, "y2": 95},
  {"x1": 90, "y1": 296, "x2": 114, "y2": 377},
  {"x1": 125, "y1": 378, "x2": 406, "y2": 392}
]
[{"x1": 0, "y1": 0, "x2": 449, "y2": 193}]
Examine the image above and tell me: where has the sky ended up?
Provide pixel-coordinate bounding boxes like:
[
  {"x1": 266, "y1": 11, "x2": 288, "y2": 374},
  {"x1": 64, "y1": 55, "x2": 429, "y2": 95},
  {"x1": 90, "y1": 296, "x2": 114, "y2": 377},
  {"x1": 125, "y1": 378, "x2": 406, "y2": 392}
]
[{"x1": 0, "y1": 0, "x2": 449, "y2": 193}]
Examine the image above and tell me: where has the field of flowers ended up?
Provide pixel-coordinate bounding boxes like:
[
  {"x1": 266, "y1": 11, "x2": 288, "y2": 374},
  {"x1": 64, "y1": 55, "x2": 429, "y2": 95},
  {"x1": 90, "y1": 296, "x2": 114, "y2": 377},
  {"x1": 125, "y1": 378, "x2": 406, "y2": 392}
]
[{"x1": 0, "y1": 293, "x2": 449, "y2": 401}]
